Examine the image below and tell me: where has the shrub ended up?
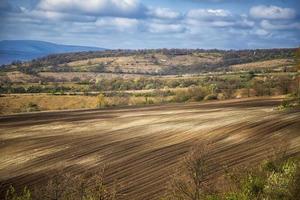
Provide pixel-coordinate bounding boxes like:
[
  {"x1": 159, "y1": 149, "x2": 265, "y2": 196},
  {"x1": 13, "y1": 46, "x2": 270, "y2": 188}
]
[
  {"x1": 5, "y1": 186, "x2": 31, "y2": 200},
  {"x1": 109, "y1": 96, "x2": 130, "y2": 107},
  {"x1": 172, "y1": 86, "x2": 210, "y2": 103},
  {"x1": 97, "y1": 93, "x2": 107, "y2": 108},
  {"x1": 222, "y1": 158, "x2": 300, "y2": 200},
  {"x1": 23, "y1": 102, "x2": 40, "y2": 112},
  {"x1": 277, "y1": 96, "x2": 300, "y2": 110},
  {"x1": 144, "y1": 97, "x2": 154, "y2": 105},
  {"x1": 204, "y1": 94, "x2": 218, "y2": 101},
  {"x1": 188, "y1": 86, "x2": 209, "y2": 101},
  {"x1": 172, "y1": 90, "x2": 191, "y2": 102},
  {"x1": 164, "y1": 143, "x2": 300, "y2": 200},
  {"x1": 5, "y1": 169, "x2": 118, "y2": 200}
]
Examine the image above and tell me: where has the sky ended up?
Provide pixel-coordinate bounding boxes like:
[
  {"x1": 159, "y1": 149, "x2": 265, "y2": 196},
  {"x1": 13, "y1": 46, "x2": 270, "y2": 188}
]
[{"x1": 0, "y1": 0, "x2": 300, "y2": 49}]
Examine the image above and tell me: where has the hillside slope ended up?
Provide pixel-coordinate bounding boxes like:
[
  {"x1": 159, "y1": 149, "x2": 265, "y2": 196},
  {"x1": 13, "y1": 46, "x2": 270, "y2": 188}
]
[{"x1": 1, "y1": 48, "x2": 296, "y2": 76}]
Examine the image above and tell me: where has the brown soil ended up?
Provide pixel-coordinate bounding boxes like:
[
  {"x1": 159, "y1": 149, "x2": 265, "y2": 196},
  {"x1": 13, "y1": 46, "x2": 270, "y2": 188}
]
[{"x1": 0, "y1": 97, "x2": 299, "y2": 199}]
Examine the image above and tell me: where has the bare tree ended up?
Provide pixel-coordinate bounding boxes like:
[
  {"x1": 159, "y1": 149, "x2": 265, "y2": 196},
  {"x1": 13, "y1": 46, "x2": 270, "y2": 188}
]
[
  {"x1": 32, "y1": 168, "x2": 118, "y2": 200},
  {"x1": 165, "y1": 143, "x2": 217, "y2": 200}
]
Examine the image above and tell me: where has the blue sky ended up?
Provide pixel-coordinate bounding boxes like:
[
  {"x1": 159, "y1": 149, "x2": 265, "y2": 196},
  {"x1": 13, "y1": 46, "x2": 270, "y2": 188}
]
[{"x1": 0, "y1": 0, "x2": 299, "y2": 49}]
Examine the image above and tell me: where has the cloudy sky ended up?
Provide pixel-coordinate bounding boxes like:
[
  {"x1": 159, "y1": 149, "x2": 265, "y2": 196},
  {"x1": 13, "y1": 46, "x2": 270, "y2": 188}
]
[{"x1": 0, "y1": 0, "x2": 299, "y2": 49}]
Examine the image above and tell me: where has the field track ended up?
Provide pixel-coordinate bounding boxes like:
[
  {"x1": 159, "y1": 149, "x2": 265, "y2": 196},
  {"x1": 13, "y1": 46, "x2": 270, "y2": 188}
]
[{"x1": 1, "y1": 97, "x2": 300, "y2": 199}]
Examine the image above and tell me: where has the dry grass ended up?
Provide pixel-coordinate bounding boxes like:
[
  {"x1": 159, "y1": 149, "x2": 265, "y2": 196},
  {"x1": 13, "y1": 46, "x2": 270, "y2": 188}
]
[
  {"x1": 230, "y1": 59, "x2": 294, "y2": 70},
  {"x1": 0, "y1": 71, "x2": 38, "y2": 83},
  {"x1": 64, "y1": 53, "x2": 223, "y2": 74},
  {"x1": 0, "y1": 94, "x2": 173, "y2": 115},
  {"x1": 65, "y1": 55, "x2": 163, "y2": 74},
  {"x1": 0, "y1": 95, "x2": 98, "y2": 114},
  {"x1": 39, "y1": 72, "x2": 149, "y2": 82}
]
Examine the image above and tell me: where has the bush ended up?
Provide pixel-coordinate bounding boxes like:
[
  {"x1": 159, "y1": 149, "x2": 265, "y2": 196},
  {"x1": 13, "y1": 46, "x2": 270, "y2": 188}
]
[
  {"x1": 164, "y1": 143, "x2": 300, "y2": 200},
  {"x1": 108, "y1": 96, "x2": 130, "y2": 107},
  {"x1": 204, "y1": 94, "x2": 218, "y2": 101},
  {"x1": 188, "y1": 86, "x2": 209, "y2": 101},
  {"x1": 5, "y1": 186, "x2": 31, "y2": 200},
  {"x1": 5, "y1": 169, "x2": 118, "y2": 200},
  {"x1": 172, "y1": 86, "x2": 210, "y2": 103},
  {"x1": 172, "y1": 90, "x2": 191, "y2": 102},
  {"x1": 277, "y1": 96, "x2": 300, "y2": 110},
  {"x1": 23, "y1": 102, "x2": 40, "y2": 112},
  {"x1": 97, "y1": 93, "x2": 108, "y2": 108},
  {"x1": 144, "y1": 97, "x2": 154, "y2": 104},
  {"x1": 220, "y1": 158, "x2": 300, "y2": 200}
]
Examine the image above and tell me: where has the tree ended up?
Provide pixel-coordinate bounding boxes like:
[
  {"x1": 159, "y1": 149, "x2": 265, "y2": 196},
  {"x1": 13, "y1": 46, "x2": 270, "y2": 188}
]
[
  {"x1": 252, "y1": 79, "x2": 265, "y2": 96},
  {"x1": 165, "y1": 144, "x2": 217, "y2": 200},
  {"x1": 295, "y1": 76, "x2": 300, "y2": 97},
  {"x1": 277, "y1": 76, "x2": 292, "y2": 95},
  {"x1": 245, "y1": 81, "x2": 252, "y2": 97},
  {"x1": 295, "y1": 48, "x2": 300, "y2": 71},
  {"x1": 97, "y1": 93, "x2": 107, "y2": 108}
]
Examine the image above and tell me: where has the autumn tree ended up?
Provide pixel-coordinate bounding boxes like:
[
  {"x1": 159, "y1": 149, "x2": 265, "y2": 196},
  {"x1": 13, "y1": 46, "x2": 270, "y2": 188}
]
[
  {"x1": 97, "y1": 93, "x2": 107, "y2": 108},
  {"x1": 295, "y1": 48, "x2": 300, "y2": 71}
]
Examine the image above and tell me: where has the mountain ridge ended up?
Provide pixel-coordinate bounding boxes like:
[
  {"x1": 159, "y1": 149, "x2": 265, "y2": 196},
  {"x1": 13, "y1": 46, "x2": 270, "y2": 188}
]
[{"x1": 0, "y1": 40, "x2": 105, "y2": 65}]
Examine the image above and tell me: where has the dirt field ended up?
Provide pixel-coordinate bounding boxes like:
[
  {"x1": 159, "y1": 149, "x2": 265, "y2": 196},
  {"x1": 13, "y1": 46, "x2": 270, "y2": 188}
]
[{"x1": 0, "y1": 97, "x2": 300, "y2": 199}]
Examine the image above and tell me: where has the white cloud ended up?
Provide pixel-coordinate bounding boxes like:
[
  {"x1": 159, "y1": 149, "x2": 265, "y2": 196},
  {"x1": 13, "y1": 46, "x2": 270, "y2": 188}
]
[
  {"x1": 238, "y1": 18, "x2": 255, "y2": 28},
  {"x1": 112, "y1": 17, "x2": 139, "y2": 28},
  {"x1": 19, "y1": 7, "x2": 97, "y2": 22},
  {"x1": 185, "y1": 11, "x2": 254, "y2": 29},
  {"x1": 96, "y1": 17, "x2": 139, "y2": 31},
  {"x1": 187, "y1": 9, "x2": 231, "y2": 20},
  {"x1": 260, "y1": 20, "x2": 300, "y2": 30},
  {"x1": 250, "y1": 5, "x2": 296, "y2": 20},
  {"x1": 2, "y1": 0, "x2": 299, "y2": 49},
  {"x1": 147, "y1": 7, "x2": 181, "y2": 19},
  {"x1": 147, "y1": 23, "x2": 185, "y2": 33},
  {"x1": 210, "y1": 21, "x2": 235, "y2": 27},
  {"x1": 38, "y1": 0, "x2": 145, "y2": 18},
  {"x1": 254, "y1": 29, "x2": 270, "y2": 36}
]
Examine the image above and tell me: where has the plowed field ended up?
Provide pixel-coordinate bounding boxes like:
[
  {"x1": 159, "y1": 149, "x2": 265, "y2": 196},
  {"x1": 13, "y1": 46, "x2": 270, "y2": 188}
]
[{"x1": 1, "y1": 97, "x2": 300, "y2": 199}]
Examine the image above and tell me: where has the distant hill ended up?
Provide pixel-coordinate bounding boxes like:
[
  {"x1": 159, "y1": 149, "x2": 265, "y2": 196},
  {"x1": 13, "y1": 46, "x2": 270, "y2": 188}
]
[
  {"x1": 0, "y1": 47, "x2": 296, "y2": 78},
  {"x1": 0, "y1": 40, "x2": 105, "y2": 65}
]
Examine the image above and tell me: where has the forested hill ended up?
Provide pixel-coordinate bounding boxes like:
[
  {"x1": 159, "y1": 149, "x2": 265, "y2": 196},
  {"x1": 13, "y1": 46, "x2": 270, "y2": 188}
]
[{"x1": 1, "y1": 48, "x2": 296, "y2": 75}]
